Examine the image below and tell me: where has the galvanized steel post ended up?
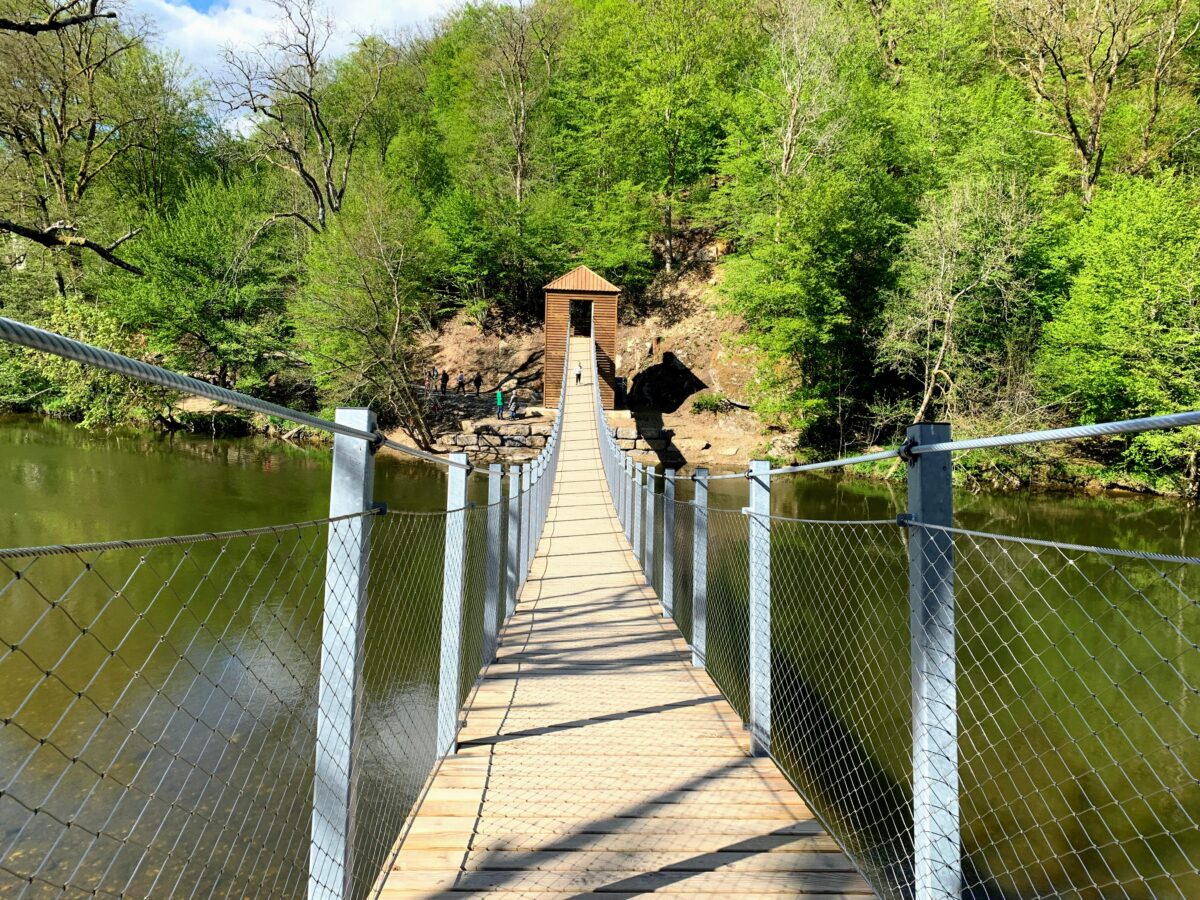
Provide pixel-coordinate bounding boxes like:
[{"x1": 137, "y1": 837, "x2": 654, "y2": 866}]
[
  {"x1": 484, "y1": 463, "x2": 502, "y2": 664},
  {"x1": 691, "y1": 468, "x2": 708, "y2": 669},
  {"x1": 632, "y1": 463, "x2": 643, "y2": 563},
  {"x1": 436, "y1": 452, "x2": 469, "y2": 759},
  {"x1": 644, "y1": 469, "x2": 656, "y2": 585},
  {"x1": 662, "y1": 469, "x2": 675, "y2": 618},
  {"x1": 506, "y1": 464, "x2": 520, "y2": 619},
  {"x1": 623, "y1": 457, "x2": 633, "y2": 540},
  {"x1": 747, "y1": 460, "x2": 772, "y2": 756},
  {"x1": 905, "y1": 422, "x2": 959, "y2": 900},
  {"x1": 310, "y1": 408, "x2": 375, "y2": 900},
  {"x1": 520, "y1": 463, "x2": 531, "y2": 583}
]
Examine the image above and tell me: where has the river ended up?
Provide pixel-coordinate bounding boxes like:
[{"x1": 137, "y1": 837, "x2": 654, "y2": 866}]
[{"x1": 1, "y1": 415, "x2": 1196, "y2": 898}]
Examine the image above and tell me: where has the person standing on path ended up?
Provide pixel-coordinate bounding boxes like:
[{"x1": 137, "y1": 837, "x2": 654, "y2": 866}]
[
  {"x1": 473, "y1": 372, "x2": 483, "y2": 395},
  {"x1": 439, "y1": 369, "x2": 449, "y2": 395},
  {"x1": 496, "y1": 388, "x2": 504, "y2": 419},
  {"x1": 456, "y1": 371, "x2": 466, "y2": 393},
  {"x1": 574, "y1": 362, "x2": 582, "y2": 385}
]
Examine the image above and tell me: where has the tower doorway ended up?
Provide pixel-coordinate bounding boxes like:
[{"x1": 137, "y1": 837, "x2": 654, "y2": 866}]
[{"x1": 569, "y1": 300, "x2": 593, "y2": 337}]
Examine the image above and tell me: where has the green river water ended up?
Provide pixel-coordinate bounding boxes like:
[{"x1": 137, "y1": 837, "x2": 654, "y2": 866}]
[{"x1": 0, "y1": 415, "x2": 1197, "y2": 898}]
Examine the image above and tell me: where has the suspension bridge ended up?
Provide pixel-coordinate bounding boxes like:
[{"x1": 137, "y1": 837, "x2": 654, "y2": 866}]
[{"x1": 0, "y1": 309, "x2": 1197, "y2": 900}]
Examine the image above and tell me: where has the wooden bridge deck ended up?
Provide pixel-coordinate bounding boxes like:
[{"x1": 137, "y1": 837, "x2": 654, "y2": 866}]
[{"x1": 379, "y1": 337, "x2": 872, "y2": 898}]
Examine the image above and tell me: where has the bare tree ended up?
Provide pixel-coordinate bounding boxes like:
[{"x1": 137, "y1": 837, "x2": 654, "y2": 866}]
[
  {"x1": 218, "y1": 0, "x2": 391, "y2": 232},
  {"x1": 478, "y1": 0, "x2": 561, "y2": 209},
  {"x1": 0, "y1": 0, "x2": 114, "y2": 35},
  {"x1": 759, "y1": 0, "x2": 849, "y2": 237},
  {"x1": 0, "y1": 14, "x2": 145, "y2": 285},
  {"x1": 880, "y1": 176, "x2": 1033, "y2": 425},
  {"x1": 863, "y1": 0, "x2": 904, "y2": 81},
  {"x1": 994, "y1": 0, "x2": 1199, "y2": 203}
]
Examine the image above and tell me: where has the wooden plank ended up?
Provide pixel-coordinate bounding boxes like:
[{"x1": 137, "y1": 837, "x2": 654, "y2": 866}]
[
  {"x1": 381, "y1": 869, "x2": 874, "y2": 894},
  {"x1": 391, "y1": 849, "x2": 857, "y2": 873},
  {"x1": 377, "y1": 335, "x2": 870, "y2": 897}
]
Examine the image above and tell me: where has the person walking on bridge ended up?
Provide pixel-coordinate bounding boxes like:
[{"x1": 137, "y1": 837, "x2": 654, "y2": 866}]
[{"x1": 574, "y1": 362, "x2": 582, "y2": 386}]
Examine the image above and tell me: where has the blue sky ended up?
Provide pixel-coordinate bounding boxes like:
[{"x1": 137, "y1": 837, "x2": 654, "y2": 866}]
[{"x1": 130, "y1": 0, "x2": 456, "y2": 73}]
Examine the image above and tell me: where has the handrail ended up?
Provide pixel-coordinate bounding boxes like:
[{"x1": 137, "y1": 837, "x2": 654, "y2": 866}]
[
  {"x1": 0, "y1": 316, "x2": 471, "y2": 470},
  {"x1": 609, "y1": 401, "x2": 1200, "y2": 481}
]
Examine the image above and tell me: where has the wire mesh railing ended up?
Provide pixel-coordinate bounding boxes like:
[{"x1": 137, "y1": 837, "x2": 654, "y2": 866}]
[
  {"x1": 593, "y1": 343, "x2": 1200, "y2": 900},
  {"x1": 0, "y1": 320, "x2": 573, "y2": 899}
]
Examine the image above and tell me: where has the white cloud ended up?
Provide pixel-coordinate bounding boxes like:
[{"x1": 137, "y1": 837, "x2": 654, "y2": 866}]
[{"x1": 126, "y1": 0, "x2": 454, "y2": 77}]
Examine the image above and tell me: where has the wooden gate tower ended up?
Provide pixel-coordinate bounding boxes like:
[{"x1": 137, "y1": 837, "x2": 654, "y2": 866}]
[{"x1": 544, "y1": 266, "x2": 619, "y2": 409}]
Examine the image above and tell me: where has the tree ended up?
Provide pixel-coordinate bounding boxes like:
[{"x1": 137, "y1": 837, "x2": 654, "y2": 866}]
[
  {"x1": 105, "y1": 178, "x2": 291, "y2": 390},
  {"x1": 1039, "y1": 176, "x2": 1200, "y2": 464},
  {"x1": 0, "y1": 12, "x2": 146, "y2": 284},
  {"x1": 478, "y1": 0, "x2": 562, "y2": 209},
  {"x1": 0, "y1": 0, "x2": 113, "y2": 35},
  {"x1": 993, "y1": 0, "x2": 1200, "y2": 202},
  {"x1": 219, "y1": 0, "x2": 392, "y2": 233},
  {"x1": 879, "y1": 176, "x2": 1034, "y2": 425},
  {"x1": 296, "y1": 174, "x2": 442, "y2": 445}
]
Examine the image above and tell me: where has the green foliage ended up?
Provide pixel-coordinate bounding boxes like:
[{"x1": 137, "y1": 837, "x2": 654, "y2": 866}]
[
  {"x1": 105, "y1": 178, "x2": 291, "y2": 390},
  {"x1": 296, "y1": 175, "x2": 441, "y2": 438},
  {"x1": 1038, "y1": 176, "x2": 1200, "y2": 474},
  {"x1": 690, "y1": 393, "x2": 731, "y2": 414}
]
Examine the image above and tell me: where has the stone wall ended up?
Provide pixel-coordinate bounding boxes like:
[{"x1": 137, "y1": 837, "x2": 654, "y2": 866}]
[{"x1": 434, "y1": 414, "x2": 557, "y2": 462}]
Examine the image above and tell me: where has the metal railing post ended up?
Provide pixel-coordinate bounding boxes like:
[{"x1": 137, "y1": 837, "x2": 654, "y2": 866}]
[
  {"x1": 310, "y1": 408, "x2": 375, "y2": 900},
  {"x1": 662, "y1": 469, "x2": 675, "y2": 618},
  {"x1": 520, "y1": 463, "x2": 531, "y2": 582},
  {"x1": 905, "y1": 422, "x2": 959, "y2": 900},
  {"x1": 691, "y1": 468, "x2": 708, "y2": 669},
  {"x1": 644, "y1": 469, "x2": 656, "y2": 585},
  {"x1": 747, "y1": 459, "x2": 772, "y2": 756},
  {"x1": 436, "y1": 452, "x2": 469, "y2": 759},
  {"x1": 622, "y1": 457, "x2": 633, "y2": 540},
  {"x1": 484, "y1": 463, "x2": 502, "y2": 663},
  {"x1": 632, "y1": 463, "x2": 643, "y2": 562},
  {"x1": 506, "y1": 464, "x2": 520, "y2": 618}
]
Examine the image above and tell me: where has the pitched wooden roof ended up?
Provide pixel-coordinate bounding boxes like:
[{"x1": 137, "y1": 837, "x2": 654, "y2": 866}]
[{"x1": 544, "y1": 265, "x2": 620, "y2": 293}]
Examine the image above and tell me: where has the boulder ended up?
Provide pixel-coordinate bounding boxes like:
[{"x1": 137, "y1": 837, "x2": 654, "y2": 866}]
[
  {"x1": 674, "y1": 437, "x2": 710, "y2": 452},
  {"x1": 528, "y1": 423, "x2": 553, "y2": 437},
  {"x1": 499, "y1": 424, "x2": 531, "y2": 437},
  {"x1": 616, "y1": 426, "x2": 637, "y2": 440},
  {"x1": 454, "y1": 434, "x2": 478, "y2": 447}
]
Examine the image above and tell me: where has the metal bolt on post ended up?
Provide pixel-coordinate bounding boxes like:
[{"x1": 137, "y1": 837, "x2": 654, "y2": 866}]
[
  {"x1": 436, "y1": 452, "x2": 469, "y2": 760},
  {"x1": 484, "y1": 463, "x2": 502, "y2": 664},
  {"x1": 691, "y1": 468, "x2": 708, "y2": 669},
  {"x1": 310, "y1": 408, "x2": 375, "y2": 900},
  {"x1": 507, "y1": 464, "x2": 521, "y2": 619},
  {"x1": 905, "y1": 422, "x2": 960, "y2": 900},
  {"x1": 747, "y1": 459, "x2": 772, "y2": 757},
  {"x1": 662, "y1": 469, "x2": 676, "y2": 618}
]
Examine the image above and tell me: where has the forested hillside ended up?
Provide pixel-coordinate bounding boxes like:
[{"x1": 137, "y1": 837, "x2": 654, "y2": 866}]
[{"x1": 2, "y1": 0, "x2": 1199, "y2": 490}]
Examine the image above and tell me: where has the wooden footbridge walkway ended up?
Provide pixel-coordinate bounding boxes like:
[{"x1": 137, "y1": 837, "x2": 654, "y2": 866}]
[{"x1": 379, "y1": 338, "x2": 871, "y2": 898}]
